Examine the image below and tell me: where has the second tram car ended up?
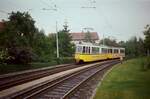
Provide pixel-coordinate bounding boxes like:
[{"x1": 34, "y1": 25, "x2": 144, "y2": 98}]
[{"x1": 75, "y1": 43, "x2": 125, "y2": 63}]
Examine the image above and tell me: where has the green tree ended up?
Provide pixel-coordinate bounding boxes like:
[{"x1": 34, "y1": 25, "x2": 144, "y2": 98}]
[
  {"x1": 138, "y1": 38, "x2": 146, "y2": 56},
  {"x1": 58, "y1": 24, "x2": 75, "y2": 57},
  {"x1": 33, "y1": 29, "x2": 55, "y2": 62},
  {"x1": 118, "y1": 41, "x2": 125, "y2": 47},
  {"x1": 48, "y1": 33, "x2": 57, "y2": 57},
  {"x1": 119, "y1": 37, "x2": 146, "y2": 58},
  {"x1": 49, "y1": 24, "x2": 75, "y2": 57},
  {"x1": 125, "y1": 37, "x2": 138, "y2": 57},
  {"x1": 0, "y1": 11, "x2": 36, "y2": 64},
  {"x1": 99, "y1": 38, "x2": 119, "y2": 47},
  {"x1": 143, "y1": 24, "x2": 150, "y2": 55}
]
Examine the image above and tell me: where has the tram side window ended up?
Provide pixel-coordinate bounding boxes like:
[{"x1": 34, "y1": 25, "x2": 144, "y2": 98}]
[
  {"x1": 92, "y1": 47, "x2": 99, "y2": 54},
  {"x1": 82, "y1": 46, "x2": 90, "y2": 54},
  {"x1": 114, "y1": 49, "x2": 119, "y2": 53},
  {"x1": 83, "y1": 46, "x2": 86, "y2": 53},
  {"x1": 85, "y1": 47, "x2": 88, "y2": 54},
  {"x1": 87, "y1": 47, "x2": 91, "y2": 54},
  {"x1": 101, "y1": 48, "x2": 107, "y2": 53},
  {"x1": 88, "y1": 47, "x2": 90, "y2": 54},
  {"x1": 120, "y1": 49, "x2": 125, "y2": 53},
  {"x1": 108, "y1": 49, "x2": 112, "y2": 53}
]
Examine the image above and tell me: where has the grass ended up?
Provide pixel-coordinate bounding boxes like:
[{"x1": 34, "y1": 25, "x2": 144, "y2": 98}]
[{"x1": 94, "y1": 57, "x2": 150, "y2": 99}]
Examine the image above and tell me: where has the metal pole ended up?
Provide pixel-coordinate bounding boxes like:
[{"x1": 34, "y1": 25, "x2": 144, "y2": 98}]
[
  {"x1": 40, "y1": 5, "x2": 59, "y2": 58},
  {"x1": 56, "y1": 21, "x2": 59, "y2": 58},
  {"x1": 103, "y1": 33, "x2": 105, "y2": 45}
]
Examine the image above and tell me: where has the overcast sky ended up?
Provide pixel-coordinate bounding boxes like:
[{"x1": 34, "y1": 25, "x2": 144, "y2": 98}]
[{"x1": 0, "y1": 0, "x2": 150, "y2": 41}]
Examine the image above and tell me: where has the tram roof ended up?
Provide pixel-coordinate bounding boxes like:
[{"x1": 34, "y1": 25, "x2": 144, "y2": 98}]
[{"x1": 76, "y1": 43, "x2": 125, "y2": 49}]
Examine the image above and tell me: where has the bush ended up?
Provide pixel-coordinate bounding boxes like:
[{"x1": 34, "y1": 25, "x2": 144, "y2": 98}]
[
  {"x1": 6, "y1": 47, "x2": 34, "y2": 64},
  {"x1": 17, "y1": 49, "x2": 33, "y2": 64},
  {"x1": 0, "y1": 50, "x2": 11, "y2": 64}
]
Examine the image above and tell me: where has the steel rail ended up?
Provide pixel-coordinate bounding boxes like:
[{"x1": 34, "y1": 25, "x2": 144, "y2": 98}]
[
  {"x1": 62, "y1": 61, "x2": 119, "y2": 99},
  {"x1": 0, "y1": 63, "x2": 85, "y2": 91},
  {"x1": 11, "y1": 60, "x2": 119, "y2": 99},
  {"x1": 10, "y1": 62, "x2": 103, "y2": 99}
]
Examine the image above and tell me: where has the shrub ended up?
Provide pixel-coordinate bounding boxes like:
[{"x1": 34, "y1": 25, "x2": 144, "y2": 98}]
[
  {"x1": 0, "y1": 49, "x2": 11, "y2": 64},
  {"x1": 6, "y1": 47, "x2": 34, "y2": 64}
]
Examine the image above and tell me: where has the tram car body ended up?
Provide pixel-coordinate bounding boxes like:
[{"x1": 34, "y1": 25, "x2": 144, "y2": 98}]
[{"x1": 75, "y1": 43, "x2": 125, "y2": 63}]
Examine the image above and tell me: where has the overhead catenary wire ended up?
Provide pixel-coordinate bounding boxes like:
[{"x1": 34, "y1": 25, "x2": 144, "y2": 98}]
[
  {"x1": 0, "y1": 10, "x2": 10, "y2": 15},
  {"x1": 0, "y1": 9, "x2": 11, "y2": 20},
  {"x1": 40, "y1": 0, "x2": 53, "y2": 8},
  {"x1": 81, "y1": 0, "x2": 96, "y2": 9},
  {"x1": 40, "y1": 0, "x2": 59, "y2": 58},
  {"x1": 81, "y1": 0, "x2": 115, "y2": 43},
  {"x1": 40, "y1": 0, "x2": 57, "y2": 11}
]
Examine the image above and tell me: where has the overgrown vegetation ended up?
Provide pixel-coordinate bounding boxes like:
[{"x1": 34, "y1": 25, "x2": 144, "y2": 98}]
[{"x1": 0, "y1": 11, "x2": 74, "y2": 66}]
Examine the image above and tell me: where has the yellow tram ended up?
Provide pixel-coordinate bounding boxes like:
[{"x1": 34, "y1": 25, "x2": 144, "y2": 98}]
[{"x1": 75, "y1": 43, "x2": 125, "y2": 63}]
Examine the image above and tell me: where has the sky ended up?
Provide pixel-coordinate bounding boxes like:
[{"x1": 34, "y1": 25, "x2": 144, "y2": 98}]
[{"x1": 0, "y1": 0, "x2": 150, "y2": 41}]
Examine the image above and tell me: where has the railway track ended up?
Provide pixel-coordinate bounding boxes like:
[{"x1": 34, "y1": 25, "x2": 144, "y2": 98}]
[
  {"x1": 65, "y1": 61, "x2": 115, "y2": 99},
  {"x1": 5, "y1": 59, "x2": 119, "y2": 99},
  {"x1": 0, "y1": 63, "x2": 87, "y2": 91}
]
